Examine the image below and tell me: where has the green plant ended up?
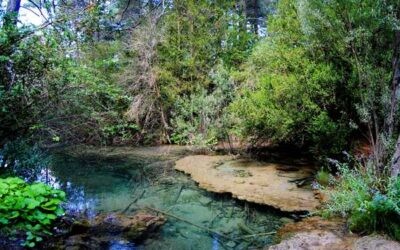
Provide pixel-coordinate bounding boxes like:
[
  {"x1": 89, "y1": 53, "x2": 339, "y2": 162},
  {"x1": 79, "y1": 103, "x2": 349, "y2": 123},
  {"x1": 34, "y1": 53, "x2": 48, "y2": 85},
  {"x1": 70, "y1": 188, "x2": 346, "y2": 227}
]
[
  {"x1": 324, "y1": 163, "x2": 400, "y2": 240},
  {"x1": 0, "y1": 177, "x2": 65, "y2": 247},
  {"x1": 101, "y1": 122, "x2": 139, "y2": 144},
  {"x1": 229, "y1": 0, "x2": 348, "y2": 155},
  {"x1": 316, "y1": 169, "x2": 330, "y2": 187},
  {"x1": 170, "y1": 63, "x2": 235, "y2": 147}
]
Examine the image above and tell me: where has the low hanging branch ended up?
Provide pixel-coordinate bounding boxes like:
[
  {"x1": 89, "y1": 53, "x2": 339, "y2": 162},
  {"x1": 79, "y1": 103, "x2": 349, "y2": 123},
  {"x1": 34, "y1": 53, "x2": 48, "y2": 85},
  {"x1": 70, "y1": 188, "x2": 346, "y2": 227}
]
[{"x1": 3, "y1": 0, "x2": 166, "y2": 50}]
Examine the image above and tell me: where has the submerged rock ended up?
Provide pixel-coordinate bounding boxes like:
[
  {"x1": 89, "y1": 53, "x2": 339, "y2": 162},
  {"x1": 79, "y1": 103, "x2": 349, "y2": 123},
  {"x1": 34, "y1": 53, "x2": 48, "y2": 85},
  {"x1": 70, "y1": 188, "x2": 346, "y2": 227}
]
[
  {"x1": 49, "y1": 212, "x2": 165, "y2": 249},
  {"x1": 174, "y1": 155, "x2": 320, "y2": 212}
]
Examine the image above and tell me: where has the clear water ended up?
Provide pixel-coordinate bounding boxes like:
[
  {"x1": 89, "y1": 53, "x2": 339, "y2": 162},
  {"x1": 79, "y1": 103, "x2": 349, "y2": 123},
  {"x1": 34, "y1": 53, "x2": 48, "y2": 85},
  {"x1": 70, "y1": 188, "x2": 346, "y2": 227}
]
[{"x1": 43, "y1": 146, "x2": 283, "y2": 250}]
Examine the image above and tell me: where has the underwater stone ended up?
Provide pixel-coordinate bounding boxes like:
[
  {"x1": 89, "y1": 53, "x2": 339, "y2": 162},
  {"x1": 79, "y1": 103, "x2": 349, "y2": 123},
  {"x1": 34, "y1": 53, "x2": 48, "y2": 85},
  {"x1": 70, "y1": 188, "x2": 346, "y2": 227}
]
[
  {"x1": 59, "y1": 212, "x2": 166, "y2": 249},
  {"x1": 226, "y1": 241, "x2": 236, "y2": 248}
]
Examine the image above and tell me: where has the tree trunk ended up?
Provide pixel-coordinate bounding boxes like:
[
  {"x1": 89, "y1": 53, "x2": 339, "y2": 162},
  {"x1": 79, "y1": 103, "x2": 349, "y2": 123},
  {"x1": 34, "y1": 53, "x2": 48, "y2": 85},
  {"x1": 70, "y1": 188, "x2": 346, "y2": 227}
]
[
  {"x1": 6, "y1": 0, "x2": 20, "y2": 14},
  {"x1": 387, "y1": 30, "x2": 400, "y2": 138},
  {"x1": 5, "y1": 0, "x2": 21, "y2": 25},
  {"x1": 391, "y1": 134, "x2": 400, "y2": 177},
  {"x1": 390, "y1": 29, "x2": 400, "y2": 177}
]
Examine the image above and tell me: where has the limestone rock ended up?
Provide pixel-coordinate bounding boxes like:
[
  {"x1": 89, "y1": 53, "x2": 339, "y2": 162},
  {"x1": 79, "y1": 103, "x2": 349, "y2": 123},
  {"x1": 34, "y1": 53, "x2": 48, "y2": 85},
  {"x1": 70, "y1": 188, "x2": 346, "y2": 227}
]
[
  {"x1": 268, "y1": 216, "x2": 400, "y2": 250},
  {"x1": 268, "y1": 231, "x2": 351, "y2": 250},
  {"x1": 353, "y1": 235, "x2": 400, "y2": 250},
  {"x1": 174, "y1": 155, "x2": 320, "y2": 212}
]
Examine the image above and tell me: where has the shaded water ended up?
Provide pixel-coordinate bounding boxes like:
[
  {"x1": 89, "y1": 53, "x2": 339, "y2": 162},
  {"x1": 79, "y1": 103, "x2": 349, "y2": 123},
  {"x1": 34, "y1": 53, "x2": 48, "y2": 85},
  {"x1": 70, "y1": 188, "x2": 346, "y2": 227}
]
[{"x1": 44, "y1": 146, "x2": 283, "y2": 249}]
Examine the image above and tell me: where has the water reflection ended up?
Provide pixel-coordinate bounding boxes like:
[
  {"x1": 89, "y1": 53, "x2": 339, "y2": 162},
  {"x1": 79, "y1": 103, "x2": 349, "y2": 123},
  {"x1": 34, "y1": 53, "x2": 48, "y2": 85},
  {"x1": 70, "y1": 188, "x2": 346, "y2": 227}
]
[
  {"x1": 109, "y1": 240, "x2": 137, "y2": 250},
  {"x1": 37, "y1": 167, "x2": 98, "y2": 218}
]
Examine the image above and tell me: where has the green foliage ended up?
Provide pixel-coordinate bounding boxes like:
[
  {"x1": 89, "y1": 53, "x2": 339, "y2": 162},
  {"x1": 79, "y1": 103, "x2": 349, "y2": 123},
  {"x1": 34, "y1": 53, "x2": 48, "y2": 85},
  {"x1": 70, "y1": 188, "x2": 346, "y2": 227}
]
[
  {"x1": 0, "y1": 177, "x2": 65, "y2": 247},
  {"x1": 0, "y1": 15, "x2": 134, "y2": 146},
  {"x1": 231, "y1": 0, "x2": 346, "y2": 154},
  {"x1": 148, "y1": 0, "x2": 256, "y2": 145},
  {"x1": 0, "y1": 20, "x2": 48, "y2": 143},
  {"x1": 170, "y1": 63, "x2": 235, "y2": 146},
  {"x1": 0, "y1": 0, "x2": 398, "y2": 159},
  {"x1": 230, "y1": 0, "x2": 400, "y2": 156},
  {"x1": 316, "y1": 169, "x2": 330, "y2": 187},
  {"x1": 324, "y1": 163, "x2": 400, "y2": 240},
  {"x1": 158, "y1": 0, "x2": 254, "y2": 90},
  {"x1": 102, "y1": 122, "x2": 139, "y2": 144},
  {"x1": 39, "y1": 40, "x2": 133, "y2": 144}
]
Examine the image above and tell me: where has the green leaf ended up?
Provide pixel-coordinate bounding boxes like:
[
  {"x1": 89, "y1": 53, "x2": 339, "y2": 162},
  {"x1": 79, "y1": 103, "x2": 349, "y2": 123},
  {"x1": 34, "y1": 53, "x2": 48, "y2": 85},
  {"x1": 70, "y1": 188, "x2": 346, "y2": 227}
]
[
  {"x1": 0, "y1": 177, "x2": 65, "y2": 246},
  {"x1": 0, "y1": 217, "x2": 9, "y2": 224},
  {"x1": 26, "y1": 199, "x2": 40, "y2": 210},
  {"x1": 7, "y1": 211, "x2": 19, "y2": 219}
]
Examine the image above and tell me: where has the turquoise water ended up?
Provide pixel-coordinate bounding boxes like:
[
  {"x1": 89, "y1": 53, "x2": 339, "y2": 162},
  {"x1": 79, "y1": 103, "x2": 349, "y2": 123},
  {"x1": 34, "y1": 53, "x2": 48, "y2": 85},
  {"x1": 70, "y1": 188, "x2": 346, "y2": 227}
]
[{"x1": 43, "y1": 147, "x2": 283, "y2": 249}]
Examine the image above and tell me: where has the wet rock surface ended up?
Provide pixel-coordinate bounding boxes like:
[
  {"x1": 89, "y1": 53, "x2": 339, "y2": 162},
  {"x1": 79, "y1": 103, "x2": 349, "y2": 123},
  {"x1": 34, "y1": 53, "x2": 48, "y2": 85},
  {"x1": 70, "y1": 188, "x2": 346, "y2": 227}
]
[
  {"x1": 174, "y1": 155, "x2": 320, "y2": 212},
  {"x1": 268, "y1": 216, "x2": 400, "y2": 250}
]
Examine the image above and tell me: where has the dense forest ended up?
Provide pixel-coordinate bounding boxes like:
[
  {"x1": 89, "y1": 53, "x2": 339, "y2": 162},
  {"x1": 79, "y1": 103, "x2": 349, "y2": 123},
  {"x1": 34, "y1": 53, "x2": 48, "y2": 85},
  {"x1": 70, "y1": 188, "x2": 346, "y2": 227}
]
[{"x1": 1, "y1": 0, "x2": 400, "y2": 249}]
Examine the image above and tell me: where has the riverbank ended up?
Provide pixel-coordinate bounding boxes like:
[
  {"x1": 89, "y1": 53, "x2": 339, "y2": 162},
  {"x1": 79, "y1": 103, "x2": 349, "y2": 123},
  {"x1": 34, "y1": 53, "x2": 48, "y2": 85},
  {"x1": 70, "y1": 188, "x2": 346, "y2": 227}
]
[
  {"x1": 3, "y1": 144, "x2": 398, "y2": 249},
  {"x1": 268, "y1": 216, "x2": 400, "y2": 250},
  {"x1": 173, "y1": 153, "x2": 400, "y2": 249}
]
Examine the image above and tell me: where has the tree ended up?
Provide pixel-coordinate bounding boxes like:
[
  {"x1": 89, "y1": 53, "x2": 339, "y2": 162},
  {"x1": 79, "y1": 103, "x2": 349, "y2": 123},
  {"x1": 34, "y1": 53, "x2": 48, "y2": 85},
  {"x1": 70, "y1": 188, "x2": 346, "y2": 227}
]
[
  {"x1": 123, "y1": 0, "x2": 256, "y2": 143},
  {"x1": 123, "y1": 13, "x2": 171, "y2": 143}
]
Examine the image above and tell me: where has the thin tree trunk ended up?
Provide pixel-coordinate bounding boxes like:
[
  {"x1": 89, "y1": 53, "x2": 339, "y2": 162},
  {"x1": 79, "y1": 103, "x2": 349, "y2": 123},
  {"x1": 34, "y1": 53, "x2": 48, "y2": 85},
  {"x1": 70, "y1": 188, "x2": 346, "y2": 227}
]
[
  {"x1": 391, "y1": 134, "x2": 400, "y2": 177},
  {"x1": 390, "y1": 29, "x2": 400, "y2": 177},
  {"x1": 387, "y1": 30, "x2": 400, "y2": 138}
]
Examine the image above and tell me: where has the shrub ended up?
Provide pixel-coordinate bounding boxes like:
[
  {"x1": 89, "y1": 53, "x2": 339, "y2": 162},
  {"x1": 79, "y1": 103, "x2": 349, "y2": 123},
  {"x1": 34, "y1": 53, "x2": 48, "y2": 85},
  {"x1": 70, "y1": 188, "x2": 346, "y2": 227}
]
[
  {"x1": 324, "y1": 163, "x2": 400, "y2": 240},
  {"x1": 170, "y1": 63, "x2": 235, "y2": 147},
  {"x1": 101, "y1": 122, "x2": 140, "y2": 144},
  {"x1": 315, "y1": 169, "x2": 330, "y2": 187},
  {"x1": 0, "y1": 177, "x2": 65, "y2": 247},
  {"x1": 229, "y1": 5, "x2": 349, "y2": 156}
]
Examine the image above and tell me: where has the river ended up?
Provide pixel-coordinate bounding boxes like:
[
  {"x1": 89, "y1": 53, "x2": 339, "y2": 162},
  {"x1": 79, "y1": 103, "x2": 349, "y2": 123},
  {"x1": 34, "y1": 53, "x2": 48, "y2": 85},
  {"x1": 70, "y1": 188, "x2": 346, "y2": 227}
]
[{"x1": 40, "y1": 146, "x2": 284, "y2": 249}]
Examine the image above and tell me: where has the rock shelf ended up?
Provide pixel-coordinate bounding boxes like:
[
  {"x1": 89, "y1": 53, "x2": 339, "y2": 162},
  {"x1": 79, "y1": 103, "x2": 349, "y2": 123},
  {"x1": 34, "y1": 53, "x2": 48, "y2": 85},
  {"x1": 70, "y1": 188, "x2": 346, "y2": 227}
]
[{"x1": 174, "y1": 155, "x2": 320, "y2": 212}]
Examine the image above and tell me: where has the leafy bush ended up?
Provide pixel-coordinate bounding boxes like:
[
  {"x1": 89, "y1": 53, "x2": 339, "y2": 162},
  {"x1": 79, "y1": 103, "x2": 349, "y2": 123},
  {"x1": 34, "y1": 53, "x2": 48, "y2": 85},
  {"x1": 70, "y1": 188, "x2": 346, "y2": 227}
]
[
  {"x1": 324, "y1": 163, "x2": 400, "y2": 240},
  {"x1": 170, "y1": 89, "x2": 220, "y2": 146},
  {"x1": 101, "y1": 122, "x2": 139, "y2": 144},
  {"x1": 0, "y1": 177, "x2": 65, "y2": 247},
  {"x1": 315, "y1": 169, "x2": 330, "y2": 187},
  {"x1": 231, "y1": 40, "x2": 346, "y2": 153},
  {"x1": 170, "y1": 63, "x2": 235, "y2": 147},
  {"x1": 229, "y1": 0, "x2": 350, "y2": 155}
]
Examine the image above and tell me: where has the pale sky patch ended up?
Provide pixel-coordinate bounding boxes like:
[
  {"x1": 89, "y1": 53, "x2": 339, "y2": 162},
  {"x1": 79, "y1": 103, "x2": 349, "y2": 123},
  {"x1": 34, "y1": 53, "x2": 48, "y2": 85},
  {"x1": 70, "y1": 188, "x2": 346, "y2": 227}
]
[{"x1": 19, "y1": 0, "x2": 46, "y2": 26}]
